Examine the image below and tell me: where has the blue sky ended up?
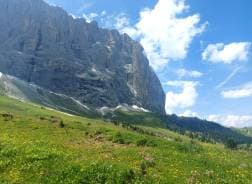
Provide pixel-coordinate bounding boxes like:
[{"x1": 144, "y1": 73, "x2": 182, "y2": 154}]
[{"x1": 45, "y1": 0, "x2": 252, "y2": 127}]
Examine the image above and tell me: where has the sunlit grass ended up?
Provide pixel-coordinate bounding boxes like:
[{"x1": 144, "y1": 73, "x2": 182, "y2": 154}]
[{"x1": 0, "y1": 96, "x2": 251, "y2": 183}]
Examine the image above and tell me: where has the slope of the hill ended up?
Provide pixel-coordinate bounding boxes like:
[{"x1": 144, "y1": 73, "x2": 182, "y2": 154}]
[
  {"x1": 0, "y1": 95, "x2": 251, "y2": 183},
  {"x1": 235, "y1": 127, "x2": 252, "y2": 137},
  {"x1": 1, "y1": 72, "x2": 251, "y2": 145},
  {"x1": 0, "y1": 72, "x2": 95, "y2": 117},
  {"x1": 110, "y1": 111, "x2": 252, "y2": 144}
]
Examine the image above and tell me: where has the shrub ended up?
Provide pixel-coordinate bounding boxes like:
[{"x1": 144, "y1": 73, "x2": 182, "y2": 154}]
[
  {"x1": 59, "y1": 121, "x2": 65, "y2": 128},
  {"x1": 175, "y1": 137, "x2": 182, "y2": 142},
  {"x1": 246, "y1": 143, "x2": 251, "y2": 150},
  {"x1": 113, "y1": 132, "x2": 125, "y2": 144},
  {"x1": 146, "y1": 140, "x2": 158, "y2": 147},
  {"x1": 111, "y1": 119, "x2": 119, "y2": 126},
  {"x1": 1, "y1": 112, "x2": 13, "y2": 121},
  {"x1": 225, "y1": 139, "x2": 237, "y2": 149},
  {"x1": 136, "y1": 139, "x2": 148, "y2": 147},
  {"x1": 140, "y1": 162, "x2": 147, "y2": 176},
  {"x1": 39, "y1": 116, "x2": 46, "y2": 121},
  {"x1": 94, "y1": 130, "x2": 102, "y2": 136},
  {"x1": 121, "y1": 169, "x2": 135, "y2": 183},
  {"x1": 49, "y1": 116, "x2": 62, "y2": 123}
]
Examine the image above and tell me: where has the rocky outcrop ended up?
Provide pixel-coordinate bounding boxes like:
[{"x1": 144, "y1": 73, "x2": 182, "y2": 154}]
[
  {"x1": 0, "y1": 72, "x2": 95, "y2": 116},
  {"x1": 0, "y1": 0, "x2": 165, "y2": 114}
]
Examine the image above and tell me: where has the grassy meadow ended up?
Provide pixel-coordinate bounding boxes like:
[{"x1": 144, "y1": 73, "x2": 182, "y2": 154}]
[{"x1": 0, "y1": 96, "x2": 251, "y2": 183}]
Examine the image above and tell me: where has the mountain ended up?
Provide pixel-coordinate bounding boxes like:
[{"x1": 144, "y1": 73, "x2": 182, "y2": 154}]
[
  {"x1": 110, "y1": 111, "x2": 252, "y2": 144},
  {"x1": 0, "y1": 72, "x2": 152, "y2": 117},
  {"x1": 1, "y1": 72, "x2": 252, "y2": 144},
  {"x1": 165, "y1": 114, "x2": 252, "y2": 144},
  {"x1": 0, "y1": 0, "x2": 165, "y2": 114},
  {"x1": 0, "y1": 0, "x2": 251, "y2": 146}
]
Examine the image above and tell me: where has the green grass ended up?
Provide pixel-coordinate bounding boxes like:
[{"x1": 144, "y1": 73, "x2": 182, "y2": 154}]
[{"x1": 0, "y1": 96, "x2": 251, "y2": 183}]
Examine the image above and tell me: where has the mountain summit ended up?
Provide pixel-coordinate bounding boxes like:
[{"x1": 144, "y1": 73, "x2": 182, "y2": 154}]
[{"x1": 0, "y1": 0, "x2": 165, "y2": 114}]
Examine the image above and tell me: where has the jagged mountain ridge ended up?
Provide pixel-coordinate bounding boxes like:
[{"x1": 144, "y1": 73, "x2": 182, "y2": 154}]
[{"x1": 0, "y1": 0, "x2": 165, "y2": 114}]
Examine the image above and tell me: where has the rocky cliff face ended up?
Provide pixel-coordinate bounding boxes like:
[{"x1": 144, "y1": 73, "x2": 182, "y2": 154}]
[{"x1": 0, "y1": 0, "x2": 165, "y2": 114}]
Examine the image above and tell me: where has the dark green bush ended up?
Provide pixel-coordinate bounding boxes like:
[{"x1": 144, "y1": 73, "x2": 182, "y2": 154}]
[
  {"x1": 94, "y1": 130, "x2": 102, "y2": 136},
  {"x1": 225, "y1": 139, "x2": 237, "y2": 149},
  {"x1": 140, "y1": 162, "x2": 147, "y2": 176},
  {"x1": 121, "y1": 169, "x2": 135, "y2": 184},
  {"x1": 113, "y1": 132, "x2": 125, "y2": 144},
  {"x1": 175, "y1": 137, "x2": 182, "y2": 142},
  {"x1": 59, "y1": 121, "x2": 65, "y2": 128},
  {"x1": 136, "y1": 139, "x2": 148, "y2": 147},
  {"x1": 1, "y1": 112, "x2": 13, "y2": 121}
]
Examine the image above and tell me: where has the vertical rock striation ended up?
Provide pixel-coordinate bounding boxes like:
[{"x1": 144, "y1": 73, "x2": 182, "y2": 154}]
[{"x1": 0, "y1": 0, "x2": 166, "y2": 114}]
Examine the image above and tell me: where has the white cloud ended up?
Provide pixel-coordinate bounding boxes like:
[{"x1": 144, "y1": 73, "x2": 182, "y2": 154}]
[
  {"x1": 179, "y1": 110, "x2": 199, "y2": 117},
  {"x1": 176, "y1": 69, "x2": 203, "y2": 78},
  {"x1": 202, "y1": 42, "x2": 251, "y2": 64},
  {"x1": 82, "y1": 12, "x2": 98, "y2": 23},
  {"x1": 165, "y1": 81, "x2": 199, "y2": 114},
  {"x1": 130, "y1": 0, "x2": 207, "y2": 70},
  {"x1": 221, "y1": 82, "x2": 252, "y2": 99},
  {"x1": 208, "y1": 115, "x2": 252, "y2": 128},
  {"x1": 101, "y1": 13, "x2": 139, "y2": 37},
  {"x1": 81, "y1": 11, "x2": 139, "y2": 36},
  {"x1": 113, "y1": 13, "x2": 131, "y2": 30},
  {"x1": 113, "y1": 14, "x2": 139, "y2": 37}
]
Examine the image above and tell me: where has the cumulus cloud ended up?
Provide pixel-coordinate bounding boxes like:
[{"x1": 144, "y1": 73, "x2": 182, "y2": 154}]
[
  {"x1": 176, "y1": 69, "x2": 203, "y2": 78},
  {"x1": 130, "y1": 0, "x2": 207, "y2": 70},
  {"x1": 165, "y1": 81, "x2": 199, "y2": 114},
  {"x1": 208, "y1": 115, "x2": 252, "y2": 128},
  {"x1": 221, "y1": 82, "x2": 252, "y2": 99},
  {"x1": 202, "y1": 42, "x2": 251, "y2": 64}
]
